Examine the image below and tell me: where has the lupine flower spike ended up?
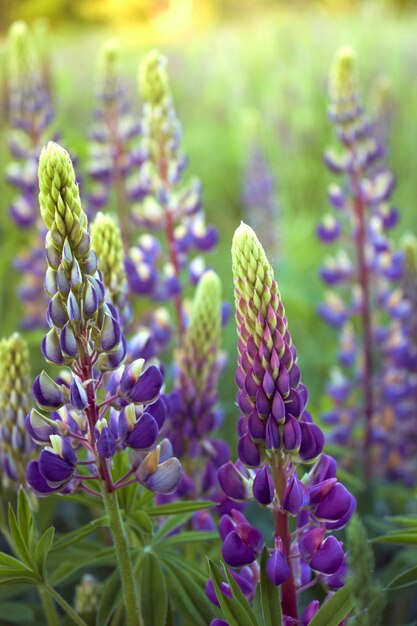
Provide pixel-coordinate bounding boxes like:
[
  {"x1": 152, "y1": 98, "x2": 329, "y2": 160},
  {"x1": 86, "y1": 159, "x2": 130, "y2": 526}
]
[
  {"x1": 208, "y1": 223, "x2": 355, "y2": 622},
  {"x1": 87, "y1": 40, "x2": 142, "y2": 245},
  {"x1": 165, "y1": 270, "x2": 230, "y2": 519},
  {"x1": 126, "y1": 50, "x2": 218, "y2": 339},
  {"x1": 0, "y1": 333, "x2": 34, "y2": 487},
  {"x1": 91, "y1": 211, "x2": 132, "y2": 328},
  {"x1": 26, "y1": 141, "x2": 182, "y2": 626},
  {"x1": 318, "y1": 47, "x2": 412, "y2": 482}
]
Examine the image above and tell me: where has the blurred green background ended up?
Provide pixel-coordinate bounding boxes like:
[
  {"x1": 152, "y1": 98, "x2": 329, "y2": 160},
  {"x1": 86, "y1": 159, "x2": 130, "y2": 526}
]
[{"x1": 1, "y1": 0, "x2": 416, "y2": 423}]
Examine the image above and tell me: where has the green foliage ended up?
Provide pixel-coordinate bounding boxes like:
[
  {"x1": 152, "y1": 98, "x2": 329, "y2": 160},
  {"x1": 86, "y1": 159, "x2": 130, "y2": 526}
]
[
  {"x1": 259, "y1": 546, "x2": 281, "y2": 626},
  {"x1": 309, "y1": 587, "x2": 354, "y2": 626},
  {"x1": 207, "y1": 559, "x2": 260, "y2": 626},
  {"x1": 346, "y1": 515, "x2": 385, "y2": 626}
]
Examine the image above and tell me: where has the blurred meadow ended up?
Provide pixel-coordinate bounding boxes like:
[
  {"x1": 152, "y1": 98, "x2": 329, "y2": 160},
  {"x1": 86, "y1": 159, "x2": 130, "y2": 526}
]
[
  {"x1": 1, "y1": 0, "x2": 416, "y2": 421},
  {"x1": 0, "y1": 1, "x2": 417, "y2": 624}
]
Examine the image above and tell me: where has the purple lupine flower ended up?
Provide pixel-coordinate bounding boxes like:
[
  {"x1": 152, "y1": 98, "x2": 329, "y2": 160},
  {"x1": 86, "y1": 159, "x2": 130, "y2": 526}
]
[
  {"x1": 26, "y1": 143, "x2": 181, "y2": 502},
  {"x1": 87, "y1": 40, "x2": 142, "y2": 247},
  {"x1": 207, "y1": 224, "x2": 355, "y2": 623},
  {"x1": 318, "y1": 46, "x2": 415, "y2": 483},
  {"x1": 126, "y1": 50, "x2": 218, "y2": 339}
]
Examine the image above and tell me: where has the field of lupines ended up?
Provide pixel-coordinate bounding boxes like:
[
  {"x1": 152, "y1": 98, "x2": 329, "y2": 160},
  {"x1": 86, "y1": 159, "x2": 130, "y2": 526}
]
[{"x1": 0, "y1": 4, "x2": 417, "y2": 625}]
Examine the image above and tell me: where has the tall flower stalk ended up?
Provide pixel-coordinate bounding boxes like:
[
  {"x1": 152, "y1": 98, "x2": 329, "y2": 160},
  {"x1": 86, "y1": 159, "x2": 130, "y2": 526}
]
[
  {"x1": 318, "y1": 47, "x2": 408, "y2": 482},
  {"x1": 87, "y1": 40, "x2": 142, "y2": 246},
  {"x1": 127, "y1": 50, "x2": 218, "y2": 340},
  {"x1": 208, "y1": 224, "x2": 356, "y2": 622},
  {"x1": 27, "y1": 142, "x2": 182, "y2": 626},
  {"x1": 0, "y1": 333, "x2": 34, "y2": 486}
]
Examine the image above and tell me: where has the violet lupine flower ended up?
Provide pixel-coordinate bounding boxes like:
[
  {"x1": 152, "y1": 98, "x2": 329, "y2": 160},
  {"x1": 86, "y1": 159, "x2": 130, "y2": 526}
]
[
  {"x1": 87, "y1": 40, "x2": 142, "y2": 244},
  {"x1": 162, "y1": 271, "x2": 231, "y2": 518},
  {"x1": 0, "y1": 333, "x2": 35, "y2": 486},
  {"x1": 207, "y1": 223, "x2": 355, "y2": 623},
  {"x1": 318, "y1": 46, "x2": 412, "y2": 482},
  {"x1": 126, "y1": 50, "x2": 218, "y2": 337},
  {"x1": 6, "y1": 21, "x2": 54, "y2": 228},
  {"x1": 5, "y1": 22, "x2": 57, "y2": 330},
  {"x1": 26, "y1": 142, "x2": 181, "y2": 499}
]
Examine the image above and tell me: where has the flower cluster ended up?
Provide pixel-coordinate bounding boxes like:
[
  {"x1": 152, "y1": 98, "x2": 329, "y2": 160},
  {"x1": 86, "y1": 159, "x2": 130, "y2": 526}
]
[
  {"x1": 163, "y1": 270, "x2": 231, "y2": 519},
  {"x1": 91, "y1": 211, "x2": 132, "y2": 328},
  {"x1": 317, "y1": 46, "x2": 414, "y2": 482},
  {"x1": 0, "y1": 333, "x2": 34, "y2": 486},
  {"x1": 87, "y1": 40, "x2": 142, "y2": 243},
  {"x1": 26, "y1": 142, "x2": 181, "y2": 498},
  {"x1": 126, "y1": 50, "x2": 218, "y2": 336},
  {"x1": 208, "y1": 224, "x2": 356, "y2": 623},
  {"x1": 6, "y1": 21, "x2": 54, "y2": 228}
]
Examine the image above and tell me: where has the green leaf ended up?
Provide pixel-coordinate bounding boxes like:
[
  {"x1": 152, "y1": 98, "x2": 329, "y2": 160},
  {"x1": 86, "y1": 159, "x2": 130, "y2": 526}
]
[
  {"x1": 146, "y1": 501, "x2": 214, "y2": 517},
  {"x1": 151, "y1": 512, "x2": 195, "y2": 546},
  {"x1": 16, "y1": 488, "x2": 33, "y2": 547},
  {"x1": 139, "y1": 552, "x2": 168, "y2": 626},
  {"x1": 49, "y1": 546, "x2": 115, "y2": 585},
  {"x1": 0, "y1": 602, "x2": 34, "y2": 623},
  {"x1": 223, "y1": 563, "x2": 259, "y2": 626},
  {"x1": 61, "y1": 493, "x2": 105, "y2": 510},
  {"x1": 96, "y1": 568, "x2": 122, "y2": 626},
  {"x1": 207, "y1": 559, "x2": 258, "y2": 626},
  {"x1": 51, "y1": 516, "x2": 108, "y2": 553},
  {"x1": 387, "y1": 565, "x2": 417, "y2": 590},
  {"x1": 162, "y1": 530, "x2": 218, "y2": 547},
  {"x1": 373, "y1": 533, "x2": 417, "y2": 545},
  {"x1": 8, "y1": 505, "x2": 32, "y2": 567},
  {"x1": 162, "y1": 556, "x2": 216, "y2": 626},
  {"x1": 34, "y1": 526, "x2": 55, "y2": 576},
  {"x1": 0, "y1": 552, "x2": 31, "y2": 572},
  {"x1": 309, "y1": 586, "x2": 353, "y2": 626},
  {"x1": 126, "y1": 510, "x2": 153, "y2": 535},
  {"x1": 385, "y1": 516, "x2": 417, "y2": 528},
  {"x1": 259, "y1": 547, "x2": 281, "y2": 626}
]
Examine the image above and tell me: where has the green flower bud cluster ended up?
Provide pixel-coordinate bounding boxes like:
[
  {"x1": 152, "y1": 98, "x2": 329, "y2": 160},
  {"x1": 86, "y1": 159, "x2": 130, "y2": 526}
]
[
  {"x1": 99, "y1": 39, "x2": 119, "y2": 100},
  {"x1": 74, "y1": 575, "x2": 102, "y2": 614},
  {"x1": 0, "y1": 333, "x2": 34, "y2": 486},
  {"x1": 91, "y1": 212, "x2": 131, "y2": 325},
  {"x1": 38, "y1": 142, "x2": 124, "y2": 371},
  {"x1": 7, "y1": 21, "x2": 41, "y2": 128},
  {"x1": 179, "y1": 270, "x2": 222, "y2": 397},
  {"x1": 138, "y1": 49, "x2": 181, "y2": 169},
  {"x1": 329, "y1": 45, "x2": 360, "y2": 124},
  {"x1": 232, "y1": 222, "x2": 284, "y2": 365}
]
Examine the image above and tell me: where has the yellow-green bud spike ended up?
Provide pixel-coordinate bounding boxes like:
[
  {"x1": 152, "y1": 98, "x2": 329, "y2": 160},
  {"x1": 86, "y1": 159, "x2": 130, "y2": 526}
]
[
  {"x1": 329, "y1": 45, "x2": 360, "y2": 121},
  {"x1": 0, "y1": 333, "x2": 34, "y2": 486},
  {"x1": 91, "y1": 212, "x2": 129, "y2": 319},
  {"x1": 138, "y1": 49, "x2": 171, "y2": 105},
  {"x1": 232, "y1": 222, "x2": 281, "y2": 347},
  {"x1": 181, "y1": 270, "x2": 222, "y2": 393},
  {"x1": 38, "y1": 142, "x2": 88, "y2": 257}
]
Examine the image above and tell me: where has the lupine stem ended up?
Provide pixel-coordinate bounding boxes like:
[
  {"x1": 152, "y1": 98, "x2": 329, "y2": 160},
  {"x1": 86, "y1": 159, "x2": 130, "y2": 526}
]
[
  {"x1": 43, "y1": 584, "x2": 88, "y2": 626},
  {"x1": 100, "y1": 487, "x2": 143, "y2": 626},
  {"x1": 350, "y1": 159, "x2": 374, "y2": 483},
  {"x1": 272, "y1": 459, "x2": 298, "y2": 621},
  {"x1": 39, "y1": 586, "x2": 59, "y2": 626}
]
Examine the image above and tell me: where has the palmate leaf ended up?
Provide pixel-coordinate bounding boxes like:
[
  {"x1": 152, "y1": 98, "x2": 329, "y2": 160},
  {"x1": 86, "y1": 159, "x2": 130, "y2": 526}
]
[
  {"x1": 151, "y1": 511, "x2": 199, "y2": 546},
  {"x1": 373, "y1": 532, "x2": 417, "y2": 545},
  {"x1": 207, "y1": 559, "x2": 260, "y2": 626},
  {"x1": 146, "y1": 500, "x2": 215, "y2": 517},
  {"x1": 16, "y1": 488, "x2": 34, "y2": 547},
  {"x1": 49, "y1": 545, "x2": 115, "y2": 585},
  {"x1": 387, "y1": 565, "x2": 417, "y2": 590},
  {"x1": 8, "y1": 505, "x2": 33, "y2": 568},
  {"x1": 126, "y1": 510, "x2": 153, "y2": 535},
  {"x1": 309, "y1": 586, "x2": 354, "y2": 626},
  {"x1": 34, "y1": 526, "x2": 55, "y2": 576},
  {"x1": 139, "y1": 551, "x2": 168, "y2": 626},
  {"x1": 161, "y1": 530, "x2": 218, "y2": 548},
  {"x1": 162, "y1": 554, "x2": 217, "y2": 626},
  {"x1": 259, "y1": 546, "x2": 281, "y2": 626},
  {"x1": 384, "y1": 516, "x2": 417, "y2": 528},
  {"x1": 96, "y1": 568, "x2": 122, "y2": 626},
  {"x1": 51, "y1": 516, "x2": 108, "y2": 553}
]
